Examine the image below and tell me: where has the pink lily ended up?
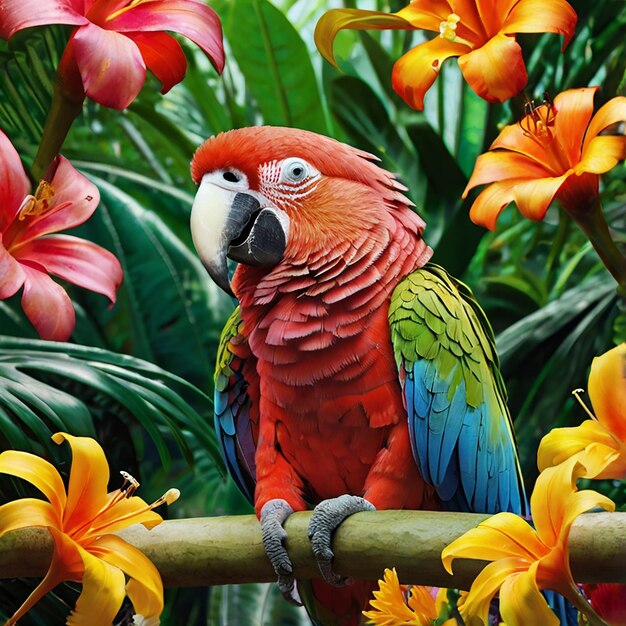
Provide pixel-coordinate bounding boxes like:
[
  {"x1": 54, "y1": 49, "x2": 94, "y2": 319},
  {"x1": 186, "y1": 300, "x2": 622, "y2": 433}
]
[
  {"x1": 0, "y1": 0, "x2": 225, "y2": 110},
  {"x1": 0, "y1": 130, "x2": 122, "y2": 341}
]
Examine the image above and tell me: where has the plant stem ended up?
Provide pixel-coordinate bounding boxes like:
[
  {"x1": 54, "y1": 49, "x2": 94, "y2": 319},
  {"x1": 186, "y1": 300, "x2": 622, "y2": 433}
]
[
  {"x1": 566, "y1": 586, "x2": 610, "y2": 626},
  {"x1": 574, "y1": 200, "x2": 626, "y2": 297},
  {"x1": 30, "y1": 83, "x2": 84, "y2": 182}
]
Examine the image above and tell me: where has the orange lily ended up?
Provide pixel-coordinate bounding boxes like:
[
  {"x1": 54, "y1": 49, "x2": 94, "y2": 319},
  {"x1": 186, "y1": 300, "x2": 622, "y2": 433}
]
[
  {"x1": 363, "y1": 567, "x2": 456, "y2": 625},
  {"x1": 0, "y1": 432, "x2": 179, "y2": 625},
  {"x1": 464, "y1": 88, "x2": 626, "y2": 229},
  {"x1": 538, "y1": 343, "x2": 626, "y2": 480},
  {"x1": 582, "y1": 584, "x2": 626, "y2": 626},
  {"x1": 315, "y1": 0, "x2": 577, "y2": 110},
  {"x1": 442, "y1": 456, "x2": 614, "y2": 626}
]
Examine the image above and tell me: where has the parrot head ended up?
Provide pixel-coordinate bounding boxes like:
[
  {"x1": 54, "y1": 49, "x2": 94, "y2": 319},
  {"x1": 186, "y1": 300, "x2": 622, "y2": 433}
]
[{"x1": 190, "y1": 126, "x2": 426, "y2": 296}]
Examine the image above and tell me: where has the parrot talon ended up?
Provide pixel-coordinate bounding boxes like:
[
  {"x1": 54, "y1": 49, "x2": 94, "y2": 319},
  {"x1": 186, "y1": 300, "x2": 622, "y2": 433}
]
[
  {"x1": 307, "y1": 495, "x2": 376, "y2": 586},
  {"x1": 260, "y1": 499, "x2": 302, "y2": 606}
]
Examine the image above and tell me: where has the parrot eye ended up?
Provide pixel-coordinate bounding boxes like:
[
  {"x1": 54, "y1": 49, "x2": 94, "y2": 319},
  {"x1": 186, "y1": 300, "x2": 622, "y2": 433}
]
[{"x1": 281, "y1": 158, "x2": 313, "y2": 184}]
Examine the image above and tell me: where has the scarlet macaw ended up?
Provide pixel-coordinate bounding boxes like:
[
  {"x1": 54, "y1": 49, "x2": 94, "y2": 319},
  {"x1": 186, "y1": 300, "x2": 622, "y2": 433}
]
[{"x1": 189, "y1": 126, "x2": 524, "y2": 625}]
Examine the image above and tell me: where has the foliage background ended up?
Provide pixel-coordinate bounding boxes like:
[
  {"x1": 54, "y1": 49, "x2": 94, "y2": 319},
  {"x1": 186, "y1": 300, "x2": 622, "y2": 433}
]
[{"x1": 0, "y1": 0, "x2": 624, "y2": 624}]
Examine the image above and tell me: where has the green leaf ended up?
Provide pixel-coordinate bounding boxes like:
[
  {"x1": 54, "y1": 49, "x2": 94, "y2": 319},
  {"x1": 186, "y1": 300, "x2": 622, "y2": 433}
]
[{"x1": 223, "y1": 0, "x2": 328, "y2": 133}]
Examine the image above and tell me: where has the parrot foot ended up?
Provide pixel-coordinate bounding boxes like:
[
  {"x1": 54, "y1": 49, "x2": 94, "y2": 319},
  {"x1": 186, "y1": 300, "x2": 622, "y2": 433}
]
[
  {"x1": 260, "y1": 499, "x2": 302, "y2": 606},
  {"x1": 307, "y1": 495, "x2": 376, "y2": 586}
]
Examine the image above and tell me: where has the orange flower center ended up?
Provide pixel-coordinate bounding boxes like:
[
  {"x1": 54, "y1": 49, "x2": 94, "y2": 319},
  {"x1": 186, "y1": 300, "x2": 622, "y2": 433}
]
[{"x1": 17, "y1": 180, "x2": 56, "y2": 221}]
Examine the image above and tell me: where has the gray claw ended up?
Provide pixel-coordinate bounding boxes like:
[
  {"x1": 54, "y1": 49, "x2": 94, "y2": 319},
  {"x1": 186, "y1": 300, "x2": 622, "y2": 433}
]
[
  {"x1": 307, "y1": 495, "x2": 375, "y2": 586},
  {"x1": 260, "y1": 499, "x2": 302, "y2": 606}
]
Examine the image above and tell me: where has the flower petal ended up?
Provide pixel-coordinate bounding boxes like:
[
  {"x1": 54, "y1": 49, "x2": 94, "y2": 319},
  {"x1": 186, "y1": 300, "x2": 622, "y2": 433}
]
[
  {"x1": 0, "y1": 130, "x2": 30, "y2": 233},
  {"x1": 442, "y1": 512, "x2": 544, "y2": 574},
  {"x1": 499, "y1": 563, "x2": 559, "y2": 626},
  {"x1": 73, "y1": 23, "x2": 146, "y2": 109},
  {"x1": 108, "y1": 0, "x2": 224, "y2": 74},
  {"x1": 13, "y1": 235, "x2": 122, "y2": 304},
  {"x1": 0, "y1": 450, "x2": 66, "y2": 513},
  {"x1": 20, "y1": 263, "x2": 75, "y2": 341},
  {"x1": 91, "y1": 534, "x2": 163, "y2": 619},
  {"x1": 314, "y1": 8, "x2": 415, "y2": 69},
  {"x1": 468, "y1": 179, "x2": 520, "y2": 229},
  {"x1": 363, "y1": 567, "x2": 419, "y2": 623},
  {"x1": 584, "y1": 96, "x2": 626, "y2": 150},
  {"x1": 392, "y1": 37, "x2": 467, "y2": 110},
  {"x1": 552, "y1": 87, "x2": 598, "y2": 166},
  {"x1": 589, "y1": 343, "x2": 626, "y2": 440},
  {"x1": 474, "y1": 0, "x2": 517, "y2": 38},
  {"x1": 464, "y1": 150, "x2": 552, "y2": 190},
  {"x1": 12, "y1": 156, "x2": 100, "y2": 245},
  {"x1": 459, "y1": 557, "x2": 529, "y2": 626},
  {"x1": 52, "y1": 433, "x2": 111, "y2": 535},
  {"x1": 66, "y1": 544, "x2": 126, "y2": 626},
  {"x1": 504, "y1": 0, "x2": 577, "y2": 49},
  {"x1": 458, "y1": 32, "x2": 527, "y2": 103},
  {"x1": 396, "y1": 0, "x2": 450, "y2": 30},
  {"x1": 511, "y1": 172, "x2": 570, "y2": 221},
  {"x1": 128, "y1": 31, "x2": 187, "y2": 94},
  {"x1": 577, "y1": 136, "x2": 626, "y2": 175},
  {"x1": 558, "y1": 488, "x2": 615, "y2": 547},
  {"x1": 0, "y1": 240, "x2": 25, "y2": 299},
  {"x1": 0, "y1": 0, "x2": 86, "y2": 39},
  {"x1": 537, "y1": 420, "x2": 620, "y2": 475},
  {"x1": 0, "y1": 499, "x2": 59, "y2": 536},
  {"x1": 489, "y1": 123, "x2": 556, "y2": 167},
  {"x1": 87, "y1": 495, "x2": 162, "y2": 536}
]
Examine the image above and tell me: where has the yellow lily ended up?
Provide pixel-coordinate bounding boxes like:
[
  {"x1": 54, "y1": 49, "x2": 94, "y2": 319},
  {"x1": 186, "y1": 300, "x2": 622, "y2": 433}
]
[
  {"x1": 0, "y1": 432, "x2": 179, "y2": 625},
  {"x1": 315, "y1": 0, "x2": 577, "y2": 110},
  {"x1": 363, "y1": 567, "x2": 456, "y2": 625},
  {"x1": 442, "y1": 456, "x2": 614, "y2": 626},
  {"x1": 538, "y1": 343, "x2": 626, "y2": 479}
]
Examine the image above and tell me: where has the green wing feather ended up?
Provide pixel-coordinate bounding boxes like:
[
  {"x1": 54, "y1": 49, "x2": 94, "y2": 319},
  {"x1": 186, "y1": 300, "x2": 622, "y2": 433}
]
[{"x1": 389, "y1": 263, "x2": 525, "y2": 514}]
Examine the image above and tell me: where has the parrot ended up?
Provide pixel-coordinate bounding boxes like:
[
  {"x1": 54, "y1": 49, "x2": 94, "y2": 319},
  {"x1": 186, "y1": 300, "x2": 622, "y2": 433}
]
[{"x1": 189, "y1": 126, "x2": 525, "y2": 625}]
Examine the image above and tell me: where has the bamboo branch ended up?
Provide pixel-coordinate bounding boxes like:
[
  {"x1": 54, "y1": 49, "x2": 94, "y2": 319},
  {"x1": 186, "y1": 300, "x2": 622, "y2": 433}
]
[{"x1": 0, "y1": 511, "x2": 624, "y2": 589}]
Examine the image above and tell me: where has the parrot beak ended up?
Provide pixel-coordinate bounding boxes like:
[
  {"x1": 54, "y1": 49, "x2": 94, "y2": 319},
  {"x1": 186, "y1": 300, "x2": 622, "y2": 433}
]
[{"x1": 190, "y1": 174, "x2": 289, "y2": 295}]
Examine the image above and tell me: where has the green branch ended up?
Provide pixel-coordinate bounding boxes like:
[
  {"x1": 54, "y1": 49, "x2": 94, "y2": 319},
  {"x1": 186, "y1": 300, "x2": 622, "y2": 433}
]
[{"x1": 0, "y1": 511, "x2": 625, "y2": 589}]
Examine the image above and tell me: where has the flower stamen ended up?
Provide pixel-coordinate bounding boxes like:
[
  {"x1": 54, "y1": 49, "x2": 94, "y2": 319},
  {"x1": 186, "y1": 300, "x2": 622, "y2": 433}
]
[
  {"x1": 17, "y1": 180, "x2": 55, "y2": 221},
  {"x1": 438, "y1": 14, "x2": 472, "y2": 48},
  {"x1": 519, "y1": 93, "x2": 558, "y2": 139},
  {"x1": 107, "y1": 0, "x2": 159, "y2": 21},
  {"x1": 572, "y1": 388, "x2": 598, "y2": 421}
]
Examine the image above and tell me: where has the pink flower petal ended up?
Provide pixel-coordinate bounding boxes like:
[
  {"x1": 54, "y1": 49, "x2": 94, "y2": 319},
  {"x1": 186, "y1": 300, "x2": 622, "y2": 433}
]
[
  {"x1": 73, "y1": 22, "x2": 146, "y2": 109},
  {"x1": 0, "y1": 239, "x2": 25, "y2": 299},
  {"x1": 128, "y1": 31, "x2": 187, "y2": 94},
  {"x1": 13, "y1": 156, "x2": 100, "y2": 246},
  {"x1": 108, "y1": 0, "x2": 224, "y2": 74},
  {"x1": 20, "y1": 262, "x2": 75, "y2": 341},
  {"x1": 0, "y1": 130, "x2": 30, "y2": 233},
  {"x1": 0, "y1": 0, "x2": 86, "y2": 39},
  {"x1": 13, "y1": 235, "x2": 122, "y2": 303}
]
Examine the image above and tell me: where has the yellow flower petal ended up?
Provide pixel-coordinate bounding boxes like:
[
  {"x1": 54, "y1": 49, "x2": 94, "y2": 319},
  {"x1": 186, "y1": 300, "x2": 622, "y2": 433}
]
[
  {"x1": 512, "y1": 173, "x2": 571, "y2": 221},
  {"x1": 92, "y1": 534, "x2": 164, "y2": 618},
  {"x1": 363, "y1": 567, "x2": 418, "y2": 624},
  {"x1": 52, "y1": 432, "x2": 110, "y2": 534},
  {"x1": 459, "y1": 557, "x2": 528, "y2": 626},
  {"x1": 407, "y1": 585, "x2": 438, "y2": 623},
  {"x1": 589, "y1": 343, "x2": 626, "y2": 440},
  {"x1": 577, "y1": 135, "x2": 626, "y2": 175},
  {"x1": 66, "y1": 545, "x2": 126, "y2": 626},
  {"x1": 87, "y1": 494, "x2": 163, "y2": 536},
  {"x1": 503, "y1": 0, "x2": 577, "y2": 49},
  {"x1": 314, "y1": 9, "x2": 413, "y2": 69},
  {"x1": 392, "y1": 36, "x2": 467, "y2": 110},
  {"x1": 458, "y1": 32, "x2": 526, "y2": 103},
  {"x1": 537, "y1": 420, "x2": 621, "y2": 477},
  {"x1": 442, "y1": 512, "x2": 543, "y2": 575},
  {"x1": 0, "y1": 498, "x2": 60, "y2": 537},
  {"x1": 0, "y1": 450, "x2": 66, "y2": 514},
  {"x1": 558, "y1": 488, "x2": 614, "y2": 547},
  {"x1": 468, "y1": 179, "x2": 520, "y2": 229},
  {"x1": 583, "y1": 96, "x2": 626, "y2": 150},
  {"x1": 499, "y1": 563, "x2": 559, "y2": 626}
]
